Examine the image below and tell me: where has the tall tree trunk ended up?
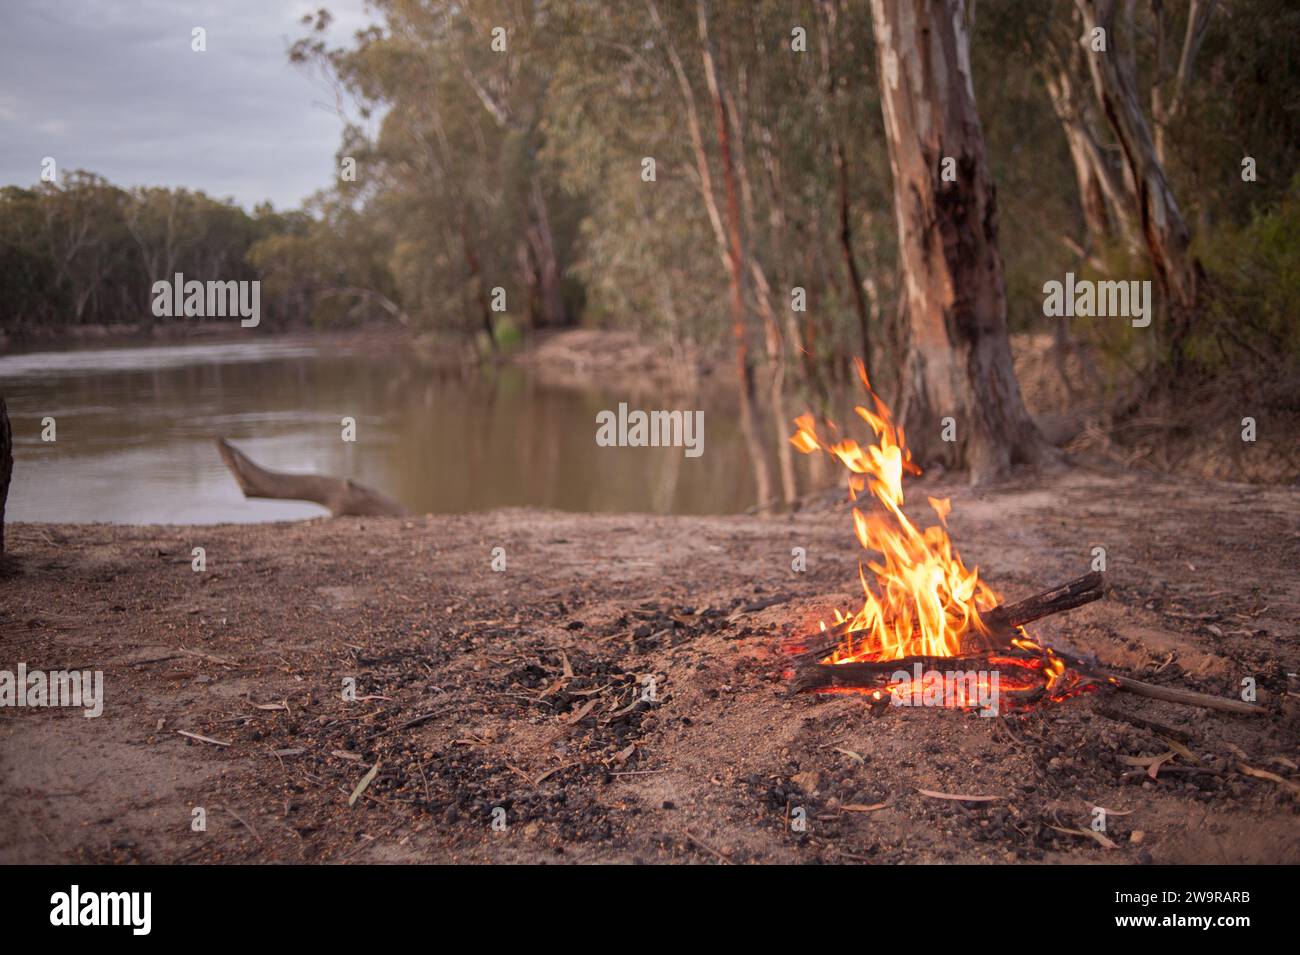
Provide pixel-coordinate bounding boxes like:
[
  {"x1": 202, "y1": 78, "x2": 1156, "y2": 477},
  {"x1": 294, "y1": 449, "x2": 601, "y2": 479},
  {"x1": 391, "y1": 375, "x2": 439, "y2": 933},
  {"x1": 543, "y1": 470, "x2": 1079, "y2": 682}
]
[
  {"x1": 816, "y1": 2, "x2": 874, "y2": 379},
  {"x1": 1149, "y1": 0, "x2": 1217, "y2": 168},
  {"x1": 697, "y1": 0, "x2": 774, "y2": 511},
  {"x1": 1, "y1": 397, "x2": 12, "y2": 556},
  {"x1": 517, "y1": 239, "x2": 540, "y2": 331},
  {"x1": 834, "y1": 140, "x2": 874, "y2": 379},
  {"x1": 724, "y1": 68, "x2": 799, "y2": 508},
  {"x1": 647, "y1": 0, "x2": 776, "y2": 509},
  {"x1": 751, "y1": 269, "x2": 799, "y2": 507},
  {"x1": 1040, "y1": 36, "x2": 1140, "y2": 256},
  {"x1": 870, "y1": 0, "x2": 1053, "y2": 482},
  {"x1": 525, "y1": 174, "x2": 568, "y2": 328},
  {"x1": 460, "y1": 215, "x2": 497, "y2": 351},
  {"x1": 1074, "y1": 0, "x2": 1204, "y2": 357}
]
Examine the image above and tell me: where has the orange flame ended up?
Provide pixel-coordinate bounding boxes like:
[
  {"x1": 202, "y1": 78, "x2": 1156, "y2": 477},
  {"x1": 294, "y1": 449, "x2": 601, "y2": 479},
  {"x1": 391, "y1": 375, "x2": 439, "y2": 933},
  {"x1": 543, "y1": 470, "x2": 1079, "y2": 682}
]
[{"x1": 791, "y1": 360, "x2": 1003, "y2": 664}]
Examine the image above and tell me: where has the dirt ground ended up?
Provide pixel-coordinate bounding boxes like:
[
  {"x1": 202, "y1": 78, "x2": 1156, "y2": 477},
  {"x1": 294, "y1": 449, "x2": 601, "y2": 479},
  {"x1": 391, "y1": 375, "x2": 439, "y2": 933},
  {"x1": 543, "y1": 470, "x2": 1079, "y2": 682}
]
[{"x1": 1, "y1": 466, "x2": 1297, "y2": 864}]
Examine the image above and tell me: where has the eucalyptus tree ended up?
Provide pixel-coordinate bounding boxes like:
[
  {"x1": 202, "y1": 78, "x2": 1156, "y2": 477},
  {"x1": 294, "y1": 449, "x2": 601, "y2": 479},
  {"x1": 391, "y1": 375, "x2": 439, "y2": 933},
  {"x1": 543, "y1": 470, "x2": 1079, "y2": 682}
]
[
  {"x1": 293, "y1": 1, "x2": 579, "y2": 335},
  {"x1": 867, "y1": 0, "x2": 1054, "y2": 481}
]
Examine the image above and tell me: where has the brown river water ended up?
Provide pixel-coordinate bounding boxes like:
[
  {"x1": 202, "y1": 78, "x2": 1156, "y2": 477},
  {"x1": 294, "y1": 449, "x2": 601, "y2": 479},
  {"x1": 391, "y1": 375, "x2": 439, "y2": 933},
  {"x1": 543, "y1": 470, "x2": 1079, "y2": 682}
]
[{"x1": 0, "y1": 337, "x2": 765, "y2": 523}]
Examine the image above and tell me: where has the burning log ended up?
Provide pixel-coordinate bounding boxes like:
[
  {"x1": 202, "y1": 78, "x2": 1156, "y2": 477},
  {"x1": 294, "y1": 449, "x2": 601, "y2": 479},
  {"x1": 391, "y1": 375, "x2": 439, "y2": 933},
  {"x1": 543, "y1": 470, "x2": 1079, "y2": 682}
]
[
  {"x1": 787, "y1": 571, "x2": 1091, "y2": 697},
  {"x1": 791, "y1": 649, "x2": 1043, "y2": 696},
  {"x1": 791, "y1": 650, "x2": 1039, "y2": 690},
  {"x1": 790, "y1": 571, "x2": 1105, "y2": 668},
  {"x1": 216, "y1": 438, "x2": 406, "y2": 518},
  {"x1": 794, "y1": 647, "x2": 1265, "y2": 714},
  {"x1": 980, "y1": 572, "x2": 1107, "y2": 632},
  {"x1": 790, "y1": 570, "x2": 1268, "y2": 716}
]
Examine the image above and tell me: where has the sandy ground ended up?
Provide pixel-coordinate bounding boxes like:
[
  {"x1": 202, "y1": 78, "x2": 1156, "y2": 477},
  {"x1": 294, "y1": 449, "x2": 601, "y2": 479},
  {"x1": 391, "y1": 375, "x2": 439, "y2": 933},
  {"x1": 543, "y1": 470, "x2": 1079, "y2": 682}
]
[{"x1": 0, "y1": 467, "x2": 1297, "y2": 864}]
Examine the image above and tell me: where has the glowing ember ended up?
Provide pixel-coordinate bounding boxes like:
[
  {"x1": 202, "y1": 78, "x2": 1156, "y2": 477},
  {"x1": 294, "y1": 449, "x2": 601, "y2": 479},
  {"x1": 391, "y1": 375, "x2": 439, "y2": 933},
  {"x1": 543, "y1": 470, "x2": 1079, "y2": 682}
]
[{"x1": 790, "y1": 360, "x2": 1077, "y2": 705}]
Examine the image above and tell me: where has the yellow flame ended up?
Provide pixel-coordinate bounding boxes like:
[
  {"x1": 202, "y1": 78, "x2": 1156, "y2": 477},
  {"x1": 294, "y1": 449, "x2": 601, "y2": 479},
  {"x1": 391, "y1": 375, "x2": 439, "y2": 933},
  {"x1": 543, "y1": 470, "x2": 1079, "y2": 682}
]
[{"x1": 791, "y1": 360, "x2": 1001, "y2": 663}]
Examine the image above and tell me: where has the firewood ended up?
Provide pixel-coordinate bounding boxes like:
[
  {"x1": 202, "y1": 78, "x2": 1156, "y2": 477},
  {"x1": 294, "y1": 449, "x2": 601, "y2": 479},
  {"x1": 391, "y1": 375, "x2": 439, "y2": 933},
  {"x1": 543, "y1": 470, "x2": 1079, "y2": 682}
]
[
  {"x1": 216, "y1": 437, "x2": 406, "y2": 518},
  {"x1": 796, "y1": 647, "x2": 1268, "y2": 714},
  {"x1": 1092, "y1": 672, "x2": 1265, "y2": 716},
  {"x1": 982, "y1": 571, "x2": 1105, "y2": 631},
  {"x1": 788, "y1": 566, "x2": 1267, "y2": 715},
  {"x1": 791, "y1": 571, "x2": 1104, "y2": 666},
  {"x1": 790, "y1": 651, "x2": 1032, "y2": 693},
  {"x1": 1037, "y1": 645, "x2": 1267, "y2": 716},
  {"x1": 795, "y1": 649, "x2": 1269, "y2": 716}
]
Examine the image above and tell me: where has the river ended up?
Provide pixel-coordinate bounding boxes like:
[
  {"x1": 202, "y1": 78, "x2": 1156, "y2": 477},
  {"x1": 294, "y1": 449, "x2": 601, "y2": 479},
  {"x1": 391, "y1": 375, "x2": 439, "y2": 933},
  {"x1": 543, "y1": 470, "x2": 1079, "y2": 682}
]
[{"x1": 0, "y1": 337, "x2": 762, "y2": 523}]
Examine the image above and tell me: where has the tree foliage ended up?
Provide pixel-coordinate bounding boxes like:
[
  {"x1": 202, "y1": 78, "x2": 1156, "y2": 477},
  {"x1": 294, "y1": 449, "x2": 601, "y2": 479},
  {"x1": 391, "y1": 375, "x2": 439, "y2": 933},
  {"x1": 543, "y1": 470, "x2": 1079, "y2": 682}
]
[{"x1": 2, "y1": 0, "x2": 1295, "y2": 389}]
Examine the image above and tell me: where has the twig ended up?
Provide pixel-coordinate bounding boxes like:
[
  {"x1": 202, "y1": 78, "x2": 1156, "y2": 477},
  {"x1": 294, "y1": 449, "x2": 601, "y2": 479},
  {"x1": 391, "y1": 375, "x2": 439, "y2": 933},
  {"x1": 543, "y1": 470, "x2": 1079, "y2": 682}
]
[
  {"x1": 179, "y1": 646, "x2": 239, "y2": 668},
  {"x1": 417, "y1": 763, "x2": 431, "y2": 803},
  {"x1": 917, "y1": 787, "x2": 1001, "y2": 803},
  {"x1": 364, "y1": 705, "x2": 459, "y2": 742},
  {"x1": 1236, "y1": 761, "x2": 1300, "y2": 795},
  {"x1": 684, "y1": 829, "x2": 731, "y2": 864},
  {"x1": 728, "y1": 592, "x2": 796, "y2": 620},
  {"x1": 1092, "y1": 703, "x2": 1194, "y2": 742},
  {"x1": 221, "y1": 805, "x2": 264, "y2": 844},
  {"x1": 534, "y1": 763, "x2": 578, "y2": 785},
  {"x1": 177, "y1": 730, "x2": 231, "y2": 747},
  {"x1": 608, "y1": 768, "x2": 671, "y2": 777}
]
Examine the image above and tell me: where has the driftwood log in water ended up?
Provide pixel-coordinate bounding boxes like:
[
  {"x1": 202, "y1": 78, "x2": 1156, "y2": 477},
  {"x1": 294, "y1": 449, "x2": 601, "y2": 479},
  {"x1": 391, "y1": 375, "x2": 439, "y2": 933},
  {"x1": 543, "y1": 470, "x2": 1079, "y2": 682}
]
[{"x1": 216, "y1": 438, "x2": 406, "y2": 518}]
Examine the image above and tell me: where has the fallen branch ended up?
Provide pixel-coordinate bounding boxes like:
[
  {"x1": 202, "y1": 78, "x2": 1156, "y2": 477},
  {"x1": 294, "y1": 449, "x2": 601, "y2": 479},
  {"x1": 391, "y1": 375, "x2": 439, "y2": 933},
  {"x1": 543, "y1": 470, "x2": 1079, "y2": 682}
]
[
  {"x1": 216, "y1": 438, "x2": 406, "y2": 517},
  {"x1": 1037, "y1": 645, "x2": 1267, "y2": 716},
  {"x1": 1094, "y1": 671, "x2": 1267, "y2": 716}
]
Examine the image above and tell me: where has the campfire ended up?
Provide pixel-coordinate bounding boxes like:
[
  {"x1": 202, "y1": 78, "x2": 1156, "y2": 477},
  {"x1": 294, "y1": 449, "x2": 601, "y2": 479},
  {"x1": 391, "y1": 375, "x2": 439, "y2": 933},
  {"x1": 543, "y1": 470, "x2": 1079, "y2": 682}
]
[
  {"x1": 784, "y1": 363, "x2": 1266, "y2": 718},
  {"x1": 786, "y1": 361, "x2": 1103, "y2": 712}
]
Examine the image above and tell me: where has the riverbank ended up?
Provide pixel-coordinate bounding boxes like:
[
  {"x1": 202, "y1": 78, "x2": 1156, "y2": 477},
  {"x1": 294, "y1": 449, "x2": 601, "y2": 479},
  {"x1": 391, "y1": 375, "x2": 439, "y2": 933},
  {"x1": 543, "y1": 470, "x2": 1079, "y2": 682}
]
[{"x1": 1, "y1": 468, "x2": 1296, "y2": 863}]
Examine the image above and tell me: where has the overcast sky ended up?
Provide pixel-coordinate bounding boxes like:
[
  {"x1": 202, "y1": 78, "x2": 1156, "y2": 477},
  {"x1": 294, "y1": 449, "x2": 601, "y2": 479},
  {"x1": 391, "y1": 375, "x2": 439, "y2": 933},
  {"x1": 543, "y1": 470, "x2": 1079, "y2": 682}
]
[{"x1": 0, "y1": 0, "x2": 377, "y2": 210}]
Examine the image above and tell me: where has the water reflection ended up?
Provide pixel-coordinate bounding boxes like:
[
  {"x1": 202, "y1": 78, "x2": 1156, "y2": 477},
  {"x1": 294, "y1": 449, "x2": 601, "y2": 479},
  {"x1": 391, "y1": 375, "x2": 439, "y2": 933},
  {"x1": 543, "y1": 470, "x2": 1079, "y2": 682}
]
[{"x1": 0, "y1": 338, "x2": 762, "y2": 523}]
